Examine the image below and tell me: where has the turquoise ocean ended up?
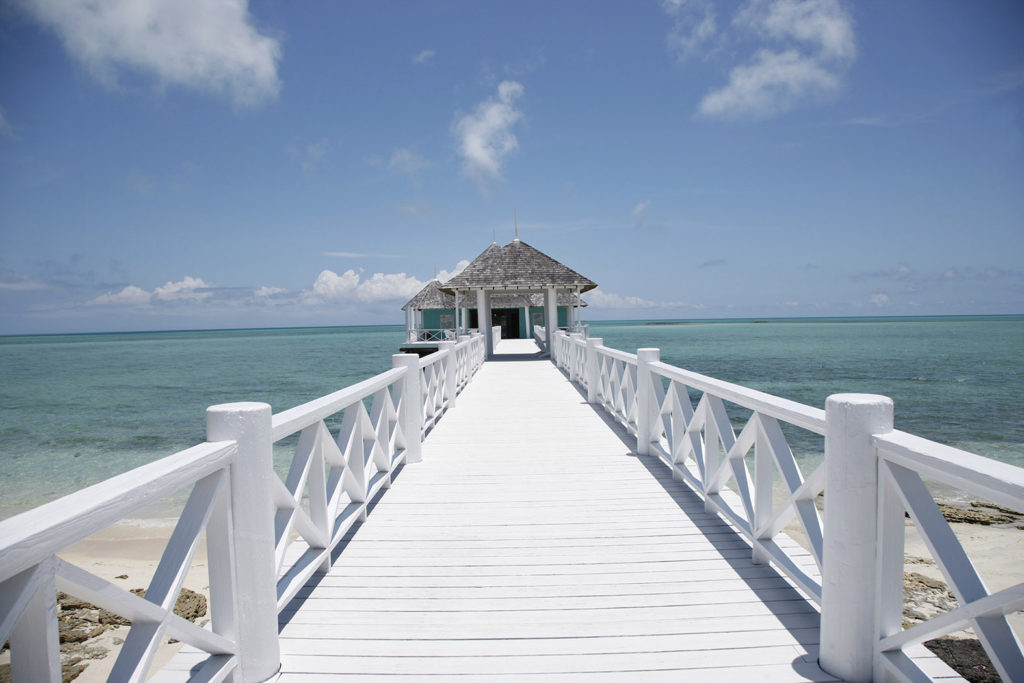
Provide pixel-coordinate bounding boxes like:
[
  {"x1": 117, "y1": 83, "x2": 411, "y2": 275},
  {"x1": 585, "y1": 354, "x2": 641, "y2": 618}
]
[{"x1": 1, "y1": 316, "x2": 1021, "y2": 520}]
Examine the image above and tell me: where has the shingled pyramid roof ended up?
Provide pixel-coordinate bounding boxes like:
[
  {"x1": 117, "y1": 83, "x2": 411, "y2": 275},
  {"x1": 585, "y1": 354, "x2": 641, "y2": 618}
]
[
  {"x1": 402, "y1": 281, "x2": 587, "y2": 311},
  {"x1": 401, "y1": 279, "x2": 456, "y2": 311},
  {"x1": 441, "y1": 240, "x2": 597, "y2": 293}
]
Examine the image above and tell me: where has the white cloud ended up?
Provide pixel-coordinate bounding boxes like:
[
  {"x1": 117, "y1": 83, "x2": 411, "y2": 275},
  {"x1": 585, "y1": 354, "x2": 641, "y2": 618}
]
[
  {"x1": 699, "y1": 49, "x2": 838, "y2": 119},
  {"x1": 388, "y1": 148, "x2": 431, "y2": 176},
  {"x1": 90, "y1": 285, "x2": 151, "y2": 305},
  {"x1": 323, "y1": 251, "x2": 402, "y2": 259},
  {"x1": 412, "y1": 49, "x2": 435, "y2": 65},
  {"x1": 735, "y1": 0, "x2": 855, "y2": 62},
  {"x1": 255, "y1": 285, "x2": 286, "y2": 297},
  {"x1": 290, "y1": 138, "x2": 329, "y2": 172},
  {"x1": 871, "y1": 293, "x2": 890, "y2": 307},
  {"x1": 0, "y1": 271, "x2": 52, "y2": 291},
  {"x1": 355, "y1": 272, "x2": 424, "y2": 302},
  {"x1": 437, "y1": 260, "x2": 470, "y2": 283},
  {"x1": 587, "y1": 289, "x2": 660, "y2": 309},
  {"x1": 312, "y1": 269, "x2": 423, "y2": 303},
  {"x1": 17, "y1": 0, "x2": 281, "y2": 106},
  {"x1": 666, "y1": 0, "x2": 855, "y2": 119},
  {"x1": 662, "y1": 0, "x2": 717, "y2": 63},
  {"x1": 153, "y1": 276, "x2": 211, "y2": 301},
  {"x1": 632, "y1": 201, "x2": 651, "y2": 216},
  {"x1": 453, "y1": 81, "x2": 525, "y2": 184}
]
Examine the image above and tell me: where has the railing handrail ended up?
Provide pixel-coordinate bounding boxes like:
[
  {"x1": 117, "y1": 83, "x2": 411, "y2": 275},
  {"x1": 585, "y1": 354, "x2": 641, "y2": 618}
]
[
  {"x1": 874, "y1": 430, "x2": 1024, "y2": 512},
  {"x1": 595, "y1": 343, "x2": 637, "y2": 364},
  {"x1": 648, "y1": 359, "x2": 827, "y2": 434},
  {"x1": 271, "y1": 367, "x2": 406, "y2": 441},
  {"x1": 418, "y1": 346, "x2": 450, "y2": 369},
  {"x1": 0, "y1": 440, "x2": 237, "y2": 584}
]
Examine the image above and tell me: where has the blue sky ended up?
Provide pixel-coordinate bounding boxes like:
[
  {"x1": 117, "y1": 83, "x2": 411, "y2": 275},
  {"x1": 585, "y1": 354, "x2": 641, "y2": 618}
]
[{"x1": 0, "y1": 0, "x2": 1021, "y2": 334}]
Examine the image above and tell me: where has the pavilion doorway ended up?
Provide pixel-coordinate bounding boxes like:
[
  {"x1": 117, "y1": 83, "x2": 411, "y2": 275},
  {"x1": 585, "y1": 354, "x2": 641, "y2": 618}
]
[{"x1": 491, "y1": 308, "x2": 522, "y2": 339}]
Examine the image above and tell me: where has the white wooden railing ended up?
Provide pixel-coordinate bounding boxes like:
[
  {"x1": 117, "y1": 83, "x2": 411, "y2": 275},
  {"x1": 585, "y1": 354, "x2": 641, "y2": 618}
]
[
  {"x1": 533, "y1": 324, "x2": 546, "y2": 352},
  {"x1": 0, "y1": 333, "x2": 486, "y2": 682},
  {"x1": 406, "y1": 328, "x2": 457, "y2": 343},
  {"x1": 552, "y1": 330, "x2": 1024, "y2": 683},
  {"x1": 491, "y1": 325, "x2": 502, "y2": 353}
]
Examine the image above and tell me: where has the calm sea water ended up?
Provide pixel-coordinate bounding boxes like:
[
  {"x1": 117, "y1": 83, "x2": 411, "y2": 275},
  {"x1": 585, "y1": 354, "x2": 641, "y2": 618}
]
[{"x1": 1, "y1": 316, "x2": 1021, "y2": 519}]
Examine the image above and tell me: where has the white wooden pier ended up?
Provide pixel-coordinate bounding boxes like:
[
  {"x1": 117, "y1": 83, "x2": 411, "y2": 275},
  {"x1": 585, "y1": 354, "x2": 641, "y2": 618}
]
[
  {"x1": 3, "y1": 333, "x2": 1021, "y2": 682},
  {"x1": 273, "y1": 342, "x2": 833, "y2": 680}
]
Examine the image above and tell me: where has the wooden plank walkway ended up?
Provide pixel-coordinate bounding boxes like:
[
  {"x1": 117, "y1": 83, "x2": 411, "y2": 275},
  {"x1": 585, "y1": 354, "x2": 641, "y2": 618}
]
[{"x1": 272, "y1": 339, "x2": 842, "y2": 681}]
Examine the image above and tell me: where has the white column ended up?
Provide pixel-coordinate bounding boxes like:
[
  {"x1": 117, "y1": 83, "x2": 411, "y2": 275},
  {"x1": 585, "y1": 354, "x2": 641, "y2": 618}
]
[
  {"x1": 392, "y1": 354, "x2": 423, "y2": 463},
  {"x1": 819, "y1": 393, "x2": 894, "y2": 683},
  {"x1": 454, "y1": 290, "x2": 461, "y2": 334},
  {"x1": 478, "y1": 289, "x2": 492, "y2": 360},
  {"x1": 545, "y1": 288, "x2": 558, "y2": 361},
  {"x1": 635, "y1": 349, "x2": 660, "y2": 456},
  {"x1": 206, "y1": 402, "x2": 280, "y2": 682}
]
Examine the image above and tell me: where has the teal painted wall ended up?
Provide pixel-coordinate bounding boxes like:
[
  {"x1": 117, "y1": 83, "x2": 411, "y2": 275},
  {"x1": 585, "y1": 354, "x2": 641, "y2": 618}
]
[
  {"x1": 420, "y1": 305, "x2": 574, "y2": 337},
  {"x1": 422, "y1": 309, "x2": 456, "y2": 329}
]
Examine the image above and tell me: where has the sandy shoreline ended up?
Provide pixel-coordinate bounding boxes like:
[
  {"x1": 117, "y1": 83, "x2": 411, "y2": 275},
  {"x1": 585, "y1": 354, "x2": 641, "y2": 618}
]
[{"x1": 784, "y1": 501, "x2": 1024, "y2": 642}]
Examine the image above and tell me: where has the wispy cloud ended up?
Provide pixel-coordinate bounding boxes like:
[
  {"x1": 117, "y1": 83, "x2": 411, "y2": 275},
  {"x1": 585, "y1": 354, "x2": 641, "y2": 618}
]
[
  {"x1": 699, "y1": 48, "x2": 839, "y2": 119},
  {"x1": 124, "y1": 170, "x2": 156, "y2": 196},
  {"x1": 0, "y1": 105, "x2": 15, "y2": 139},
  {"x1": 632, "y1": 201, "x2": 651, "y2": 216},
  {"x1": 388, "y1": 148, "x2": 431, "y2": 178},
  {"x1": 0, "y1": 270, "x2": 54, "y2": 291},
  {"x1": 698, "y1": 259, "x2": 727, "y2": 268},
  {"x1": 453, "y1": 81, "x2": 525, "y2": 187},
  {"x1": 16, "y1": 0, "x2": 282, "y2": 106},
  {"x1": 662, "y1": 0, "x2": 717, "y2": 63},
  {"x1": 664, "y1": 0, "x2": 856, "y2": 119},
  {"x1": 323, "y1": 251, "x2": 402, "y2": 259},
  {"x1": 587, "y1": 288, "x2": 693, "y2": 309},
  {"x1": 412, "y1": 49, "x2": 435, "y2": 65},
  {"x1": 289, "y1": 138, "x2": 330, "y2": 173}
]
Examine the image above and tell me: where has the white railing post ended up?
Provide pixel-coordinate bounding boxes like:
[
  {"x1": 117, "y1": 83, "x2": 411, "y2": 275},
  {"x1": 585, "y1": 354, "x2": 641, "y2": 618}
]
[
  {"x1": 206, "y1": 402, "x2": 280, "y2": 682},
  {"x1": 439, "y1": 341, "x2": 457, "y2": 408},
  {"x1": 636, "y1": 348, "x2": 660, "y2": 456},
  {"x1": 9, "y1": 558, "x2": 60, "y2": 683},
  {"x1": 570, "y1": 333, "x2": 583, "y2": 382},
  {"x1": 393, "y1": 354, "x2": 423, "y2": 463},
  {"x1": 819, "y1": 393, "x2": 893, "y2": 683},
  {"x1": 586, "y1": 338, "x2": 603, "y2": 404}
]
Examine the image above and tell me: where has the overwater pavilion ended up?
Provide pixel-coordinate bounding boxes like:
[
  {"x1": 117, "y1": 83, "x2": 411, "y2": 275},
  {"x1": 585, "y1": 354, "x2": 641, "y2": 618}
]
[
  {"x1": 402, "y1": 280, "x2": 586, "y2": 349},
  {"x1": 417, "y1": 239, "x2": 596, "y2": 358}
]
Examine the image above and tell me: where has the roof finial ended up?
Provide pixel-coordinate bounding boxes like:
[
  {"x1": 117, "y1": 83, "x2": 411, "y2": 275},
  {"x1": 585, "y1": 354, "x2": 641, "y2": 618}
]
[
  {"x1": 492, "y1": 227, "x2": 497, "y2": 244},
  {"x1": 514, "y1": 209, "x2": 519, "y2": 241}
]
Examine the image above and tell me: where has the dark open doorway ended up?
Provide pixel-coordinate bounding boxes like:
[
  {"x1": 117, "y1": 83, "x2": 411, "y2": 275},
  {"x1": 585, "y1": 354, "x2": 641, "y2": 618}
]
[{"x1": 491, "y1": 308, "x2": 521, "y2": 339}]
